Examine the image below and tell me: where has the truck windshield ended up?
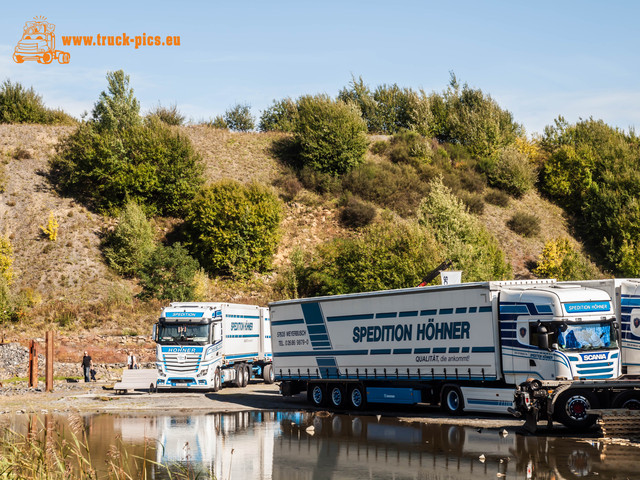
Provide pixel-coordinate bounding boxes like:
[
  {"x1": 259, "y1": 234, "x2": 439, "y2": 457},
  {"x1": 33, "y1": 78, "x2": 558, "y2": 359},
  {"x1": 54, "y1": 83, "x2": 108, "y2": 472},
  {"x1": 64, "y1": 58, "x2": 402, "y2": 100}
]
[
  {"x1": 158, "y1": 323, "x2": 209, "y2": 344},
  {"x1": 557, "y1": 321, "x2": 617, "y2": 351}
]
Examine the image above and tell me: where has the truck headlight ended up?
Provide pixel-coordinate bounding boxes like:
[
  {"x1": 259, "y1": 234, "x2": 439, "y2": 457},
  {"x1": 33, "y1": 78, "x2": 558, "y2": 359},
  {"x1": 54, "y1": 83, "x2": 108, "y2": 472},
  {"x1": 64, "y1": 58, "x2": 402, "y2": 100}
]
[
  {"x1": 197, "y1": 367, "x2": 209, "y2": 377},
  {"x1": 157, "y1": 365, "x2": 165, "y2": 376}
]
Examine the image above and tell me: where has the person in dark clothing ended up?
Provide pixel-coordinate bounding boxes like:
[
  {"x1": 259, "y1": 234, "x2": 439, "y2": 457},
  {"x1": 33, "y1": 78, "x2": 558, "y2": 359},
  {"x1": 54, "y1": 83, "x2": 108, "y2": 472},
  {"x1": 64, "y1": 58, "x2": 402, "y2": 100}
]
[{"x1": 81, "y1": 351, "x2": 92, "y2": 383}]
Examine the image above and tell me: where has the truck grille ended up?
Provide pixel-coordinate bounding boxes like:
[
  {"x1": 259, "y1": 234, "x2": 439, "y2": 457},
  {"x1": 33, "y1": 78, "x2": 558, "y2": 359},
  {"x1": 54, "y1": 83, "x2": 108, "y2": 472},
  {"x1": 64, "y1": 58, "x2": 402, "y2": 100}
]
[{"x1": 163, "y1": 353, "x2": 201, "y2": 373}]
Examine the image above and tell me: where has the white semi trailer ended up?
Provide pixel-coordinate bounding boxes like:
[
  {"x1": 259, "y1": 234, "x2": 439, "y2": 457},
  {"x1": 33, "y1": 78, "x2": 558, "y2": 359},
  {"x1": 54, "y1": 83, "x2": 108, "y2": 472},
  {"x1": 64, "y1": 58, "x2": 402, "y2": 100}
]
[
  {"x1": 270, "y1": 280, "x2": 621, "y2": 414},
  {"x1": 153, "y1": 302, "x2": 274, "y2": 390},
  {"x1": 560, "y1": 279, "x2": 640, "y2": 374}
]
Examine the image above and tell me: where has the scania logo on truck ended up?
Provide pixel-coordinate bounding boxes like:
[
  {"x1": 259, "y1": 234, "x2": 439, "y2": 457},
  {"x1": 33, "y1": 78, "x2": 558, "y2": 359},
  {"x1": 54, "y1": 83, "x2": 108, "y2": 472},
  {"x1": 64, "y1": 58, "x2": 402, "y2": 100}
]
[
  {"x1": 231, "y1": 322, "x2": 253, "y2": 331},
  {"x1": 581, "y1": 352, "x2": 608, "y2": 361}
]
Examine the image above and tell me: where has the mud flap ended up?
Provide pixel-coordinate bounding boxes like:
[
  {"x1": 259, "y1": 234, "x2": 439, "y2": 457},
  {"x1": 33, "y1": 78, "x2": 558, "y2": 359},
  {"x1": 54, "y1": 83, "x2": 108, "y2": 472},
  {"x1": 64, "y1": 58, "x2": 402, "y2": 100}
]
[{"x1": 523, "y1": 406, "x2": 539, "y2": 434}]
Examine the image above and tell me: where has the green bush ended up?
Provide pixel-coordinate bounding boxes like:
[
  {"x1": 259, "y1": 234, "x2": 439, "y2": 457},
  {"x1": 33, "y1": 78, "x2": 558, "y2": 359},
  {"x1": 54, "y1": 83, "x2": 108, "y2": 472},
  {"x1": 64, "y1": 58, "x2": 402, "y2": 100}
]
[
  {"x1": 184, "y1": 180, "x2": 282, "y2": 277},
  {"x1": 91, "y1": 70, "x2": 141, "y2": 132},
  {"x1": 533, "y1": 238, "x2": 600, "y2": 281},
  {"x1": 339, "y1": 196, "x2": 376, "y2": 229},
  {"x1": 507, "y1": 212, "x2": 540, "y2": 237},
  {"x1": 293, "y1": 217, "x2": 442, "y2": 296},
  {"x1": 479, "y1": 146, "x2": 536, "y2": 198},
  {"x1": 430, "y1": 74, "x2": 522, "y2": 158},
  {"x1": 0, "y1": 80, "x2": 74, "y2": 124},
  {"x1": 223, "y1": 103, "x2": 255, "y2": 132},
  {"x1": 387, "y1": 131, "x2": 432, "y2": 166},
  {"x1": 206, "y1": 115, "x2": 228, "y2": 129},
  {"x1": 51, "y1": 119, "x2": 204, "y2": 215},
  {"x1": 273, "y1": 173, "x2": 303, "y2": 201},
  {"x1": 138, "y1": 243, "x2": 201, "y2": 301},
  {"x1": 298, "y1": 166, "x2": 342, "y2": 195},
  {"x1": 259, "y1": 98, "x2": 299, "y2": 132},
  {"x1": 485, "y1": 189, "x2": 510, "y2": 207},
  {"x1": 148, "y1": 103, "x2": 185, "y2": 126},
  {"x1": 540, "y1": 117, "x2": 640, "y2": 274},
  {"x1": 459, "y1": 192, "x2": 485, "y2": 215},
  {"x1": 102, "y1": 200, "x2": 157, "y2": 277},
  {"x1": 342, "y1": 161, "x2": 428, "y2": 217},
  {"x1": 294, "y1": 95, "x2": 368, "y2": 175},
  {"x1": 419, "y1": 177, "x2": 511, "y2": 281}
]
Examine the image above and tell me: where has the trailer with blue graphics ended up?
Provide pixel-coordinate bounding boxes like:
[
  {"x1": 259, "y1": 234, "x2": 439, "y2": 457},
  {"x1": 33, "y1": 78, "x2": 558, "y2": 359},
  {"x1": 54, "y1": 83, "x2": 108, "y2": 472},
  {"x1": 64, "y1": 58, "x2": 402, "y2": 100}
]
[
  {"x1": 560, "y1": 279, "x2": 640, "y2": 374},
  {"x1": 153, "y1": 302, "x2": 274, "y2": 390},
  {"x1": 270, "y1": 280, "x2": 621, "y2": 414}
]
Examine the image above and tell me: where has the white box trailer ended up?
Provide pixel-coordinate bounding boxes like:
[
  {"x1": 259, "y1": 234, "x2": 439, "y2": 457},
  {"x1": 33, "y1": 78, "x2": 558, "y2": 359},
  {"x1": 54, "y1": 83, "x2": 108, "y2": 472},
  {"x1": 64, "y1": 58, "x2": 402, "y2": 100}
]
[
  {"x1": 560, "y1": 279, "x2": 640, "y2": 374},
  {"x1": 270, "y1": 280, "x2": 621, "y2": 414},
  {"x1": 153, "y1": 302, "x2": 273, "y2": 390}
]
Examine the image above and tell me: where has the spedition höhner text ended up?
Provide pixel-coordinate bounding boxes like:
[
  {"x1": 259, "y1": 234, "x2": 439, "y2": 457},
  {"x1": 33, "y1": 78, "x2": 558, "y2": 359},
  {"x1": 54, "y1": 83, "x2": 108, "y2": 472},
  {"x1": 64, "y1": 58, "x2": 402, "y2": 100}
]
[{"x1": 352, "y1": 320, "x2": 471, "y2": 343}]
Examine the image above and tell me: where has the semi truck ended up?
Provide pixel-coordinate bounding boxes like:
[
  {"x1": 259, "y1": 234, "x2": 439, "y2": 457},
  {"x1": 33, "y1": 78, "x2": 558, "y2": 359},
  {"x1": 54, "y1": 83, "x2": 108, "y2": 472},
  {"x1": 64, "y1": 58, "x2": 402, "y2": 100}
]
[
  {"x1": 270, "y1": 280, "x2": 621, "y2": 414},
  {"x1": 561, "y1": 279, "x2": 640, "y2": 373},
  {"x1": 153, "y1": 302, "x2": 274, "y2": 390},
  {"x1": 13, "y1": 18, "x2": 70, "y2": 64}
]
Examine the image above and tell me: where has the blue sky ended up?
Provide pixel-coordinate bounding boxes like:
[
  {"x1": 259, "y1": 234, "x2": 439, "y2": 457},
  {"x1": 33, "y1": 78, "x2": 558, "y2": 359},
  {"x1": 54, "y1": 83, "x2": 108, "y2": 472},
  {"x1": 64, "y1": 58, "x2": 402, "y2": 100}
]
[{"x1": 1, "y1": 0, "x2": 639, "y2": 136}]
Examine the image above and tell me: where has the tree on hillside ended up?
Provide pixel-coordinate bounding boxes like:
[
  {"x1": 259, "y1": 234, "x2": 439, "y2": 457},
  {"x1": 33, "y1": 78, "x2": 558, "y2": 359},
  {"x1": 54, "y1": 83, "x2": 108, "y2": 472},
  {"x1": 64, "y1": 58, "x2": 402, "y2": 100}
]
[
  {"x1": 91, "y1": 70, "x2": 141, "y2": 132},
  {"x1": 430, "y1": 73, "x2": 522, "y2": 158},
  {"x1": 223, "y1": 103, "x2": 255, "y2": 132},
  {"x1": 294, "y1": 95, "x2": 369, "y2": 175}
]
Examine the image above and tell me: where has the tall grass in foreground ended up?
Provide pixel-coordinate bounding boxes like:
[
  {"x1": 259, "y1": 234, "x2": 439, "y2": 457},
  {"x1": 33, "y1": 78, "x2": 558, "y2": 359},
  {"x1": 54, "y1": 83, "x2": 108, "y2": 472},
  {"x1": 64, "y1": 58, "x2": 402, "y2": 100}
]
[{"x1": 0, "y1": 416, "x2": 210, "y2": 479}]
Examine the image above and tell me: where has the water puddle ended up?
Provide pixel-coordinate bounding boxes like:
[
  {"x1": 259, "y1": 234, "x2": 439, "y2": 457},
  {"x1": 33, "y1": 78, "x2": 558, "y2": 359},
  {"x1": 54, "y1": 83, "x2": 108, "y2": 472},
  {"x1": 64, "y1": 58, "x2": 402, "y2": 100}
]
[{"x1": 2, "y1": 411, "x2": 637, "y2": 479}]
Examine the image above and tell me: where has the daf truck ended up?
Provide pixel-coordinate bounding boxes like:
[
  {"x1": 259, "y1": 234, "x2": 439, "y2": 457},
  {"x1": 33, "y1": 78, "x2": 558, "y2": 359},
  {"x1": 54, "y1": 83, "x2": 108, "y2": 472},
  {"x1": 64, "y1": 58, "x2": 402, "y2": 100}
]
[
  {"x1": 561, "y1": 279, "x2": 640, "y2": 373},
  {"x1": 153, "y1": 302, "x2": 274, "y2": 390},
  {"x1": 270, "y1": 280, "x2": 621, "y2": 414}
]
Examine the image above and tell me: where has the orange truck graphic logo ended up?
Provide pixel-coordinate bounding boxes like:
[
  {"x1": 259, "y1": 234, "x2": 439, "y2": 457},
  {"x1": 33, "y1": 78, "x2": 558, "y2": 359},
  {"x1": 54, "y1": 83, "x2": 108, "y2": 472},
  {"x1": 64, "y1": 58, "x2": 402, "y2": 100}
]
[{"x1": 13, "y1": 16, "x2": 70, "y2": 64}]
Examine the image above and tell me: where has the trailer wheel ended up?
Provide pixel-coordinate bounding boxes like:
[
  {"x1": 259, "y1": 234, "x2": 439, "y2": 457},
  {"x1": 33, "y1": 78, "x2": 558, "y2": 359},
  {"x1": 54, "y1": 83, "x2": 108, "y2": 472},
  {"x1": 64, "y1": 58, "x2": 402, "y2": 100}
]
[
  {"x1": 442, "y1": 387, "x2": 464, "y2": 415},
  {"x1": 308, "y1": 383, "x2": 326, "y2": 407},
  {"x1": 263, "y1": 364, "x2": 275, "y2": 384},
  {"x1": 234, "y1": 364, "x2": 245, "y2": 388},
  {"x1": 58, "y1": 52, "x2": 70, "y2": 64},
  {"x1": 348, "y1": 384, "x2": 366, "y2": 410},
  {"x1": 329, "y1": 385, "x2": 345, "y2": 408},
  {"x1": 554, "y1": 391, "x2": 599, "y2": 430},
  {"x1": 212, "y1": 368, "x2": 221, "y2": 392},
  {"x1": 612, "y1": 390, "x2": 640, "y2": 410}
]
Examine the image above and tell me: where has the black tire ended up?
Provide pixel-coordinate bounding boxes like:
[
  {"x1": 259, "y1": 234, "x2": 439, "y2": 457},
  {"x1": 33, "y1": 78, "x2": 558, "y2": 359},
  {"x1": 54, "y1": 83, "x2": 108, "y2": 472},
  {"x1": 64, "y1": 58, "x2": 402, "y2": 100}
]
[
  {"x1": 348, "y1": 384, "x2": 366, "y2": 410},
  {"x1": 307, "y1": 383, "x2": 326, "y2": 407},
  {"x1": 329, "y1": 385, "x2": 345, "y2": 408},
  {"x1": 234, "y1": 364, "x2": 244, "y2": 388},
  {"x1": 212, "y1": 368, "x2": 221, "y2": 392},
  {"x1": 612, "y1": 390, "x2": 640, "y2": 410},
  {"x1": 243, "y1": 365, "x2": 251, "y2": 386},
  {"x1": 263, "y1": 364, "x2": 275, "y2": 384},
  {"x1": 442, "y1": 387, "x2": 464, "y2": 415},
  {"x1": 553, "y1": 390, "x2": 599, "y2": 430}
]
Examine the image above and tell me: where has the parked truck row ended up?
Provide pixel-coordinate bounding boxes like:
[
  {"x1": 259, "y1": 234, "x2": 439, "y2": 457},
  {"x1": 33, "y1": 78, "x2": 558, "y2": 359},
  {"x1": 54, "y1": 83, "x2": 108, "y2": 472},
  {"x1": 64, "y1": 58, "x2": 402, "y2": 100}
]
[{"x1": 150, "y1": 278, "x2": 640, "y2": 430}]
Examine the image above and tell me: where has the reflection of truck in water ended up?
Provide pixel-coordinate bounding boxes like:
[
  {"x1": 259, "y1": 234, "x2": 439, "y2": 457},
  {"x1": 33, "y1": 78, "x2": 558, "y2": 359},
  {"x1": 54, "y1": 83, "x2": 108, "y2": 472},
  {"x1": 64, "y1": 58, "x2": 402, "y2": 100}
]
[
  {"x1": 271, "y1": 281, "x2": 621, "y2": 414},
  {"x1": 153, "y1": 302, "x2": 273, "y2": 391},
  {"x1": 13, "y1": 18, "x2": 70, "y2": 64}
]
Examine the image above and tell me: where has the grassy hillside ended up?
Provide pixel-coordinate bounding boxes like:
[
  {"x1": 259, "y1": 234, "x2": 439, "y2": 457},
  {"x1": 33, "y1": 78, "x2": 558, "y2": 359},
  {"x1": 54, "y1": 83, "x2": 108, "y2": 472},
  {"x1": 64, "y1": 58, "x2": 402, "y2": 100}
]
[{"x1": 0, "y1": 123, "x2": 597, "y2": 359}]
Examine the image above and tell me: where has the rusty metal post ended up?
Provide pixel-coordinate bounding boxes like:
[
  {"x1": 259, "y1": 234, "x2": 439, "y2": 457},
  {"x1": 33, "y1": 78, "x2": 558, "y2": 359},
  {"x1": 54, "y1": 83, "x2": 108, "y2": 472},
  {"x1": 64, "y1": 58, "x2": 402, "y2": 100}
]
[
  {"x1": 28, "y1": 340, "x2": 38, "y2": 388},
  {"x1": 45, "y1": 331, "x2": 54, "y2": 392}
]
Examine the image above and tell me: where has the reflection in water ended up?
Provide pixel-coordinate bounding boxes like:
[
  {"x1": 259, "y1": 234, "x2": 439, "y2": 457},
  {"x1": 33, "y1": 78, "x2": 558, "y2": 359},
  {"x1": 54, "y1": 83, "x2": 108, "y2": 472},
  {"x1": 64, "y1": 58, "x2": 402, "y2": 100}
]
[{"x1": 2, "y1": 411, "x2": 638, "y2": 479}]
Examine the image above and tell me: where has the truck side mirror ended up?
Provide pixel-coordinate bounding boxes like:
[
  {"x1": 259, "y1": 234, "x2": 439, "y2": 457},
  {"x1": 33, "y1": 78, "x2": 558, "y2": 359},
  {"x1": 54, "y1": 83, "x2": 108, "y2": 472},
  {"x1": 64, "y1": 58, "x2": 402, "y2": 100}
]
[
  {"x1": 537, "y1": 324, "x2": 549, "y2": 350},
  {"x1": 152, "y1": 324, "x2": 157, "y2": 342}
]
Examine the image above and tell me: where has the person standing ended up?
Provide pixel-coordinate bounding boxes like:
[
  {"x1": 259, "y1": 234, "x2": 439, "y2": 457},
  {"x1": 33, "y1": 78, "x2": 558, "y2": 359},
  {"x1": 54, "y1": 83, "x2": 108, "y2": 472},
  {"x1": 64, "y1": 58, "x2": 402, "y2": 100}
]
[
  {"x1": 126, "y1": 351, "x2": 138, "y2": 369},
  {"x1": 81, "y1": 351, "x2": 92, "y2": 382}
]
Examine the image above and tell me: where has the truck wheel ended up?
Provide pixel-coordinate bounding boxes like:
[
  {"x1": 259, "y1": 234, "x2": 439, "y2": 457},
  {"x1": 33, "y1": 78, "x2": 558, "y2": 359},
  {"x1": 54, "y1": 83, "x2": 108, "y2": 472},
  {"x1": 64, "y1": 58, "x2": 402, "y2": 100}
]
[
  {"x1": 234, "y1": 364, "x2": 244, "y2": 388},
  {"x1": 241, "y1": 365, "x2": 249, "y2": 387},
  {"x1": 329, "y1": 385, "x2": 345, "y2": 408},
  {"x1": 612, "y1": 390, "x2": 640, "y2": 410},
  {"x1": 442, "y1": 387, "x2": 464, "y2": 415},
  {"x1": 58, "y1": 52, "x2": 70, "y2": 64},
  {"x1": 308, "y1": 383, "x2": 326, "y2": 407},
  {"x1": 348, "y1": 384, "x2": 366, "y2": 410},
  {"x1": 263, "y1": 364, "x2": 275, "y2": 384},
  {"x1": 212, "y1": 368, "x2": 221, "y2": 392},
  {"x1": 39, "y1": 52, "x2": 53, "y2": 64},
  {"x1": 554, "y1": 391, "x2": 599, "y2": 430}
]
